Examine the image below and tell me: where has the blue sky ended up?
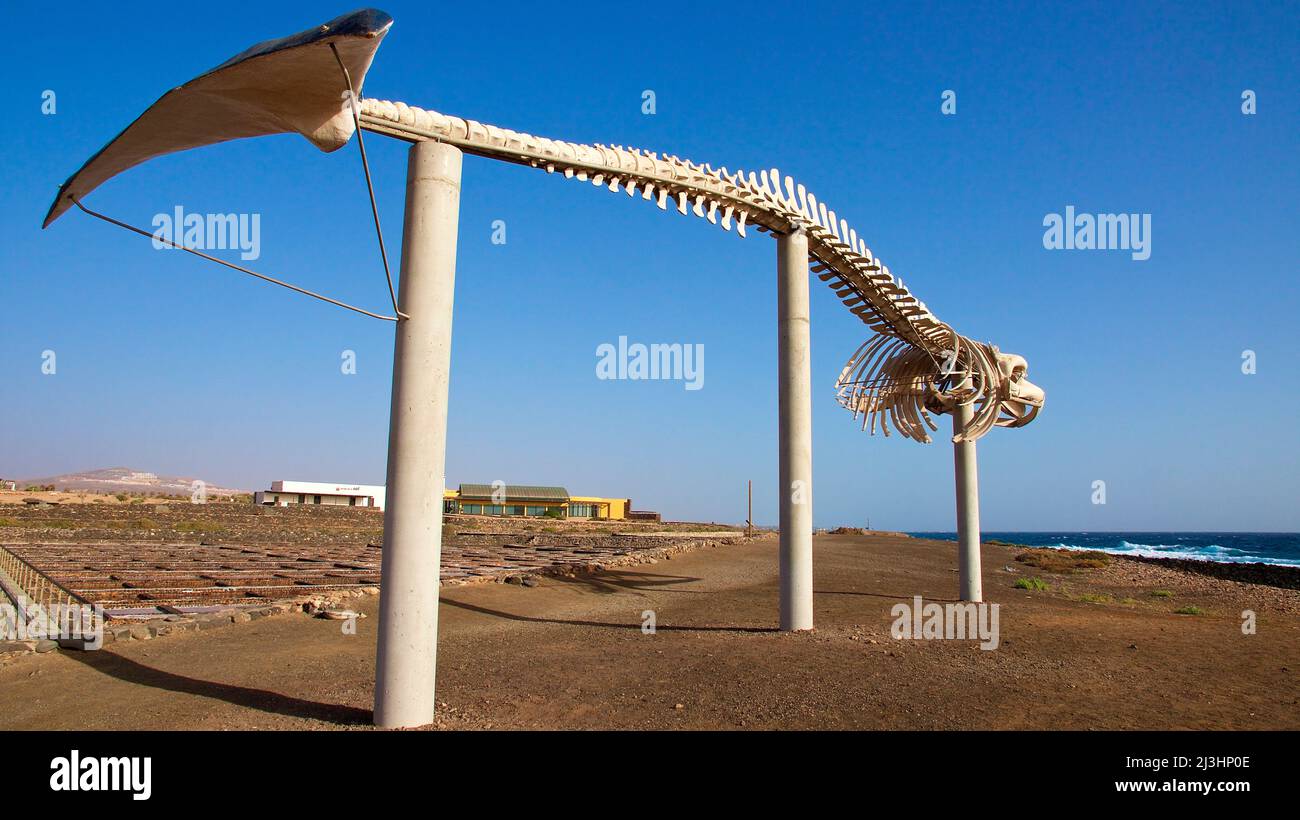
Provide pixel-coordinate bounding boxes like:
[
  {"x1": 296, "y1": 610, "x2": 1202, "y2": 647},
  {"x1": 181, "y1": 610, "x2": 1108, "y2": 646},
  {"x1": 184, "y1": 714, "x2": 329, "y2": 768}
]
[{"x1": 2, "y1": 1, "x2": 1297, "y2": 530}]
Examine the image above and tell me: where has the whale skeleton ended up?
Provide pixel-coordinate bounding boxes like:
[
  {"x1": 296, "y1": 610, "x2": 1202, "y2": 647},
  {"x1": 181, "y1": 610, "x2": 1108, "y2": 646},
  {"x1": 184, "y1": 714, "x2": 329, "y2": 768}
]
[
  {"x1": 357, "y1": 99, "x2": 1044, "y2": 443},
  {"x1": 44, "y1": 8, "x2": 1043, "y2": 726}
]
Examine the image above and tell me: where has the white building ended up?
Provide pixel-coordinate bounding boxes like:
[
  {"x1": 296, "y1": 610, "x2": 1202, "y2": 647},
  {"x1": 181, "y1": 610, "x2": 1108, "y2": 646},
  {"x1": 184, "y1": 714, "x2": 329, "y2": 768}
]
[{"x1": 254, "y1": 480, "x2": 386, "y2": 510}]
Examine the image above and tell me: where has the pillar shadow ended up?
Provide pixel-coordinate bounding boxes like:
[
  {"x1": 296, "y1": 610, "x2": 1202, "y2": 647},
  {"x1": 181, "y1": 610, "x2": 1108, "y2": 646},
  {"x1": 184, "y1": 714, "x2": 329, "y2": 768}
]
[
  {"x1": 538, "y1": 568, "x2": 708, "y2": 595},
  {"x1": 60, "y1": 649, "x2": 372, "y2": 725},
  {"x1": 815, "y1": 589, "x2": 961, "y2": 604},
  {"x1": 442, "y1": 597, "x2": 776, "y2": 633}
]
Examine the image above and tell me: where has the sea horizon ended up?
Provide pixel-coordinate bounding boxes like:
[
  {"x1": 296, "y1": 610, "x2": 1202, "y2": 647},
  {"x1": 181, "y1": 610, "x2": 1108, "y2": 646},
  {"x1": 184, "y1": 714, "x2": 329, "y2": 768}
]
[{"x1": 906, "y1": 531, "x2": 1300, "y2": 568}]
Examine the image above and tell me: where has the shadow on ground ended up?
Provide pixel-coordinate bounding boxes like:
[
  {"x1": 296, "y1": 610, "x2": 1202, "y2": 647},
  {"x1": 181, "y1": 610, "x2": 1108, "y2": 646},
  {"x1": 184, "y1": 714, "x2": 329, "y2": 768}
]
[
  {"x1": 536, "y1": 568, "x2": 710, "y2": 596},
  {"x1": 443, "y1": 597, "x2": 776, "y2": 633},
  {"x1": 62, "y1": 650, "x2": 372, "y2": 725},
  {"x1": 815, "y1": 589, "x2": 960, "y2": 603}
]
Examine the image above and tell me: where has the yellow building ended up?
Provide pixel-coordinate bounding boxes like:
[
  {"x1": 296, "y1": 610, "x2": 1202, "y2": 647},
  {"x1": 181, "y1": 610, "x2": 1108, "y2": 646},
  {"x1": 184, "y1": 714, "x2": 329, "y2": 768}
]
[{"x1": 442, "y1": 484, "x2": 633, "y2": 520}]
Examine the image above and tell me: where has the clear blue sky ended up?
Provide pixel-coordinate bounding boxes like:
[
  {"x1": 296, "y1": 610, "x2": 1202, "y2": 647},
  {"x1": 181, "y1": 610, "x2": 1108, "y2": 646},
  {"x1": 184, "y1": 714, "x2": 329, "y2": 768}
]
[{"x1": 2, "y1": 1, "x2": 1297, "y2": 531}]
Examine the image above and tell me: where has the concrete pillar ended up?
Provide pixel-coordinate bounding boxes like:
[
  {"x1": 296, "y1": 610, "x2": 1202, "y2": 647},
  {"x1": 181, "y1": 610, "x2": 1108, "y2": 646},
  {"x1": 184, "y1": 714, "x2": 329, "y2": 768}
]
[
  {"x1": 374, "y1": 140, "x2": 462, "y2": 728},
  {"x1": 777, "y1": 228, "x2": 814, "y2": 631},
  {"x1": 953, "y1": 402, "x2": 982, "y2": 602}
]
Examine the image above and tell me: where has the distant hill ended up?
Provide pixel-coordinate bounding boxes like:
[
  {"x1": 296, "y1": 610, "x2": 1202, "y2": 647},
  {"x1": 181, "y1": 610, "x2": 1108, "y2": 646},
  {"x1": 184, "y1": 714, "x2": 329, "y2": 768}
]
[{"x1": 17, "y1": 467, "x2": 245, "y2": 496}]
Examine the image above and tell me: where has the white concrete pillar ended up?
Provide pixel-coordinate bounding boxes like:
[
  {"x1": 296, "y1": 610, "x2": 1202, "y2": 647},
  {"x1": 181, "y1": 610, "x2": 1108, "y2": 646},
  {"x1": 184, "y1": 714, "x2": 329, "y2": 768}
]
[
  {"x1": 374, "y1": 140, "x2": 462, "y2": 728},
  {"x1": 777, "y1": 228, "x2": 814, "y2": 631},
  {"x1": 953, "y1": 402, "x2": 982, "y2": 602}
]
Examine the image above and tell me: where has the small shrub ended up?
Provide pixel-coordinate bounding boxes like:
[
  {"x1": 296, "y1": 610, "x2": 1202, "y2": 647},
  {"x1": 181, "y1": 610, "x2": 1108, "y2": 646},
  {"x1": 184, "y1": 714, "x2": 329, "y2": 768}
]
[
  {"x1": 0, "y1": 517, "x2": 18, "y2": 527},
  {"x1": 1014, "y1": 577, "x2": 1050, "y2": 591},
  {"x1": 1151, "y1": 590, "x2": 1174, "y2": 598},
  {"x1": 1174, "y1": 605, "x2": 1204, "y2": 616},
  {"x1": 1077, "y1": 592, "x2": 1113, "y2": 603},
  {"x1": 1015, "y1": 548, "x2": 1111, "y2": 573}
]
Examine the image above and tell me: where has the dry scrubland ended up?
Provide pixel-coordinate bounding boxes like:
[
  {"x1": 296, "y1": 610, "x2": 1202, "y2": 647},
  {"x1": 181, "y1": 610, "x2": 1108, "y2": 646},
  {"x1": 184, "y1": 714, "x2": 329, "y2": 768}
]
[{"x1": 1, "y1": 505, "x2": 1296, "y2": 729}]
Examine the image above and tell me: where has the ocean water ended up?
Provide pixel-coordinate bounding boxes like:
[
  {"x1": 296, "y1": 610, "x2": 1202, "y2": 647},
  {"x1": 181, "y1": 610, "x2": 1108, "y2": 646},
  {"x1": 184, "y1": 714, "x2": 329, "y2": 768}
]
[{"x1": 906, "y1": 532, "x2": 1300, "y2": 568}]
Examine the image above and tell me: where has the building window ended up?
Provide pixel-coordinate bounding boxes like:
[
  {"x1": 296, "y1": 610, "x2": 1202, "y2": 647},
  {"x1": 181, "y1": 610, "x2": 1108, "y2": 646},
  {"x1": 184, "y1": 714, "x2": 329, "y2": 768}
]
[
  {"x1": 313, "y1": 495, "x2": 322, "y2": 505},
  {"x1": 526, "y1": 505, "x2": 545, "y2": 516},
  {"x1": 568, "y1": 503, "x2": 593, "y2": 518},
  {"x1": 298, "y1": 494, "x2": 305, "y2": 504}
]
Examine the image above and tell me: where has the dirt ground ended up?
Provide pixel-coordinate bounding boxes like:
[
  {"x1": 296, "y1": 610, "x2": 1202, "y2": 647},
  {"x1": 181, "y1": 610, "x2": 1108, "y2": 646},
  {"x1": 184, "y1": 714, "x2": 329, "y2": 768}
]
[{"x1": 1, "y1": 534, "x2": 1295, "y2": 730}]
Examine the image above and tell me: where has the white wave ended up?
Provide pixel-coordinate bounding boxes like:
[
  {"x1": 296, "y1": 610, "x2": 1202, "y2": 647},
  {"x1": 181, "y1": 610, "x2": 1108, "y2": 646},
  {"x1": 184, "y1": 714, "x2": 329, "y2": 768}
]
[{"x1": 1049, "y1": 541, "x2": 1299, "y2": 568}]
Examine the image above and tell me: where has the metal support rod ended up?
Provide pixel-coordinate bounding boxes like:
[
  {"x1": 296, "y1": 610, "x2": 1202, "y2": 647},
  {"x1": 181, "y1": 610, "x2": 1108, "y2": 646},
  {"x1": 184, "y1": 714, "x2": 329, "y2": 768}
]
[
  {"x1": 777, "y1": 228, "x2": 814, "y2": 631},
  {"x1": 373, "y1": 140, "x2": 462, "y2": 728},
  {"x1": 953, "y1": 402, "x2": 982, "y2": 602}
]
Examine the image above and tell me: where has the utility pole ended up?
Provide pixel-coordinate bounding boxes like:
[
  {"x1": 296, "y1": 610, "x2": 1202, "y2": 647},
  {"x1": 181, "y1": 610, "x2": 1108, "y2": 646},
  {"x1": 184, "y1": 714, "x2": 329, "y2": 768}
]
[{"x1": 746, "y1": 479, "x2": 753, "y2": 536}]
